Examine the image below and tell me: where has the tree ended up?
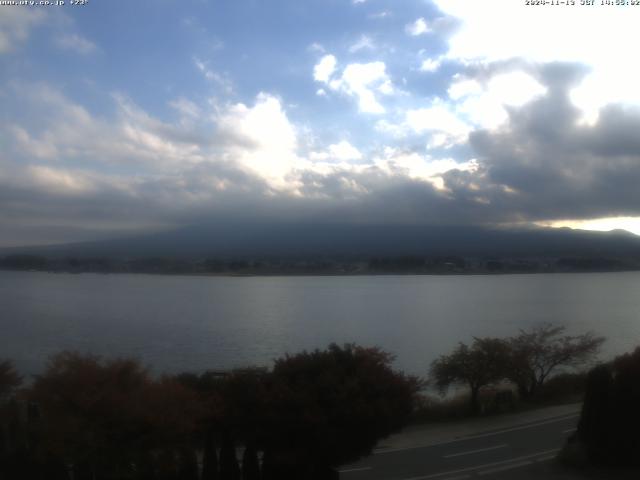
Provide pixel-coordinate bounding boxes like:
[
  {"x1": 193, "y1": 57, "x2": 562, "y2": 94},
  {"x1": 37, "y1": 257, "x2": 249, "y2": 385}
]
[
  {"x1": 241, "y1": 443, "x2": 260, "y2": 480},
  {"x1": 0, "y1": 360, "x2": 24, "y2": 479},
  {"x1": 0, "y1": 359, "x2": 22, "y2": 401},
  {"x1": 507, "y1": 324, "x2": 605, "y2": 399},
  {"x1": 430, "y1": 337, "x2": 511, "y2": 414},
  {"x1": 28, "y1": 352, "x2": 204, "y2": 478},
  {"x1": 264, "y1": 343, "x2": 421, "y2": 478},
  {"x1": 575, "y1": 346, "x2": 640, "y2": 466},
  {"x1": 201, "y1": 431, "x2": 220, "y2": 480},
  {"x1": 219, "y1": 434, "x2": 241, "y2": 480}
]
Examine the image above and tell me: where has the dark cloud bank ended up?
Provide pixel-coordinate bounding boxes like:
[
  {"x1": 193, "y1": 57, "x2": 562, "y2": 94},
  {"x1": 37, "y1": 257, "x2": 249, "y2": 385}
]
[{"x1": 3, "y1": 63, "x2": 640, "y2": 253}]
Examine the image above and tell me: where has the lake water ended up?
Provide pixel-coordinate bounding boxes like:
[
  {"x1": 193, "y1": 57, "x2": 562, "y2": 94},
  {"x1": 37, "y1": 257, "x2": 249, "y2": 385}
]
[{"x1": 2, "y1": 270, "x2": 640, "y2": 377}]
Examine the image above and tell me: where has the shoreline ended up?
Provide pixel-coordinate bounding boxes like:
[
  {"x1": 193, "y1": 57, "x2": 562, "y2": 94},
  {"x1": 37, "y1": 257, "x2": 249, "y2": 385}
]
[{"x1": 2, "y1": 267, "x2": 640, "y2": 277}]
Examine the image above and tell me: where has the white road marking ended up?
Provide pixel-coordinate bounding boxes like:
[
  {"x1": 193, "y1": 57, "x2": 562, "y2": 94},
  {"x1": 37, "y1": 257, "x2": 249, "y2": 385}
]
[
  {"x1": 535, "y1": 454, "x2": 558, "y2": 462},
  {"x1": 376, "y1": 413, "x2": 578, "y2": 454},
  {"x1": 563, "y1": 428, "x2": 576, "y2": 434},
  {"x1": 441, "y1": 476, "x2": 470, "y2": 480},
  {"x1": 443, "y1": 444, "x2": 507, "y2": 458},
  {"x1": 478, "y1": 460, "x2": 531, "y2": 475},
  {"x1": 338, "y1": 466, "x2": 372, "y2": 473},
  {"x1": 399, "y1": 448, "x2": 560, "y2": 480}
]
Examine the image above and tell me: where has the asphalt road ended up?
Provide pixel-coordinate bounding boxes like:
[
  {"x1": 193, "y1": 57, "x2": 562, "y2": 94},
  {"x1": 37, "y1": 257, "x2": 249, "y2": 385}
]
[{"x1": 339, "y1": 413, "x2": 579, "y2": 480}]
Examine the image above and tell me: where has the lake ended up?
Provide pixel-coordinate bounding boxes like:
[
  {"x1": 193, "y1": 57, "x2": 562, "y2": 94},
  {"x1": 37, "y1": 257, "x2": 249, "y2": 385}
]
[{"x1": 2, "y1": 270, "x2": 639, "y2": 377}]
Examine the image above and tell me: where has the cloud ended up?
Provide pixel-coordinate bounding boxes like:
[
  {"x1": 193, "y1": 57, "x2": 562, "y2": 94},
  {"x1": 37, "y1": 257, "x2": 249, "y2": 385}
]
[
  {"x1": 310, "y1": 141, "x2": 362, "y2": 162},
  {"x1": 406, "y1": 103, "x2": 472, "y2": 147},
  {"x1": 0, "y1": 79, "x2": 482, "y2": 245},
  {"x1": 329, "y1": 141, "x2": 362, "y2": 161},
  {"x1": 369, "y1": 11, "x2": 391, "y2": 19},
  {"x1": 194, "y1": 57, "x2": 233, "y2": 94},
  {"x1": 214, "y1": 93, "x2": 301, "y2": 186},
  {"x1": 5, "y1": 84, "x2": 301, "y2": 190},
  {"x1": 169, "y1": 98, "x2": 202, "y2": 121},
  {"x1": 432, "y1": 0, "x2": 640, "y2": 123},
  {"x1": 349, "y1": 35, "x2": 375, "y2": 53},
  {"x1": 374, "y1": 119, "x2": 408, "y2": 139},
  {"x1": 448, "y1": 78, "x2": 483, "y2": 100},
  {"x1": 466, "y1": 66, "x2": 640, "y2": 223},
  {"x1": 313, "y1": 54, "x2": 337, "y2": 83},
  {"x1": 450, "y1": 71, "x2": 547, "y2": 130},
  {"x1": 308, "y1": 42, "x2": 325, "y2": 53},
  {"x1": 314, "y1": 55, "x2": 394, "y2": 114},
  {"x1": 338, "y1": 62, "x2": 393, "y2": 113},
  {"x1": 0, "y1": 8, "x2": 46, "y2": 53},
  {"x1": 379, "y1": 64, "x2": 548, "y2": 142},
  {"x1": 405, "y1": 17, "x2": 430, "y2": 36},
  {"x1": 55, "y1": 33, "x2": 97, "y2": 54},
  {"x1": 420, "y1": 57, "x2": 442, "y2": 73},
  {"x1": 372, "y1": 147, "x2": 478, "y2": 189},
  {"x1": 26, "y1": 165, "x2": 97, "y2": 196},
  {"x1": 0, "y1": 86, "x2": 280, "y2": 244},
  {"x1": 3, "y1": 83, "x2": 211, "y2": 172},
  {"x1": 6, "y1": 57, "x2": 640, "y2": 247}
]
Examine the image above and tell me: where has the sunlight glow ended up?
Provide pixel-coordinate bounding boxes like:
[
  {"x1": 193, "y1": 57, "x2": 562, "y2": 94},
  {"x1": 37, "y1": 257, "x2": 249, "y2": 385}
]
[
  {"x1": 541, "y1": 217, "x2": 640, "y2": 236},
  {"x1": 433, "y1": 0, "x2": 640, "y2": 122}
]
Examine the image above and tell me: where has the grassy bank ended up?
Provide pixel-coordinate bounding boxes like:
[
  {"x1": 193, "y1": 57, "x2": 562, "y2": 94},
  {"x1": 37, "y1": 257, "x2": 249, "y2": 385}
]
[{"x1": 409, "y1": 372, "x2": 586, "y2": 424}]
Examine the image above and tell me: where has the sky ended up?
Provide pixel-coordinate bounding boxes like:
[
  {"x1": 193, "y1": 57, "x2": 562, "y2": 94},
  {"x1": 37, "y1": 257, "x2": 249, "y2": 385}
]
[{"x1": 2, "y1": 0, "x2": 640, "y2": 247}]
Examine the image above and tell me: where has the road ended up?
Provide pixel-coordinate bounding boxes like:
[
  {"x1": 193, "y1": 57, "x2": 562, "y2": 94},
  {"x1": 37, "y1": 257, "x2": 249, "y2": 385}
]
[{"x1": 339, "y1": 413, "x2": 579, "y2": 480}]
